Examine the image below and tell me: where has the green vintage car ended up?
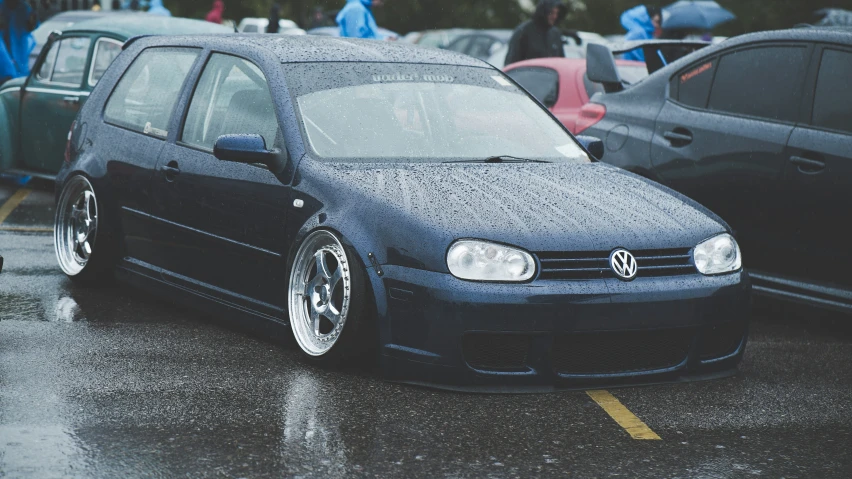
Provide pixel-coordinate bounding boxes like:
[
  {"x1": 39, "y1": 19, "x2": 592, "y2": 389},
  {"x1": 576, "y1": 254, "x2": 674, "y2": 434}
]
[{"x1": 0, "y1": 16, "x2": 232, "y2": 179}]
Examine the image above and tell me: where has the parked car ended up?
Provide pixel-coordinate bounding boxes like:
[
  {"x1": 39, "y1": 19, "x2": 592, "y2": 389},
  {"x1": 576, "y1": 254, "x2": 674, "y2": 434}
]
[
  {"x1": 504, "y1": 57, "x2": 647, "y2": 133},
  {"x1": 29, "y1": 10, "x2": 141, "y2": 69},
  {"x1": 0, "y1": 16, "x2": 231, "y2": 179},
  {"x1": 409, "y1": 28, "x2": 472, "y2": 48},
  {"x1": 583, "y1": 28, "x2": 852, "y2": 313},
  {"x1": 237, "y1": 17, "x2": 305, "y2": 34},
  {"x1": 55, "y1": 34, "x2": 749, "y2": 388},
  {"x1": 307, "y1": 26, "x2": 399, "y2": 40},
  {"x1": 442, "y1": 29, "x2": 512, "y2": 61}
]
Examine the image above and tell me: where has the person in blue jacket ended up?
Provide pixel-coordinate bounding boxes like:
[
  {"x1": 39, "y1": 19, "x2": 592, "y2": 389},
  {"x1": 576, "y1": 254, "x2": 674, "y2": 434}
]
[
  {"x1": 620, "y1": 5, "x2": 661, "y2": 61},
  {"x1": 147, "y1": 0, "x2": 171, "y2": 17},
  {"x1": 0, "y1": 0, "x2": 38, "y2": 83},
  {"x1": 336, "y1": 0, "x2": 385, "y2": 40}
]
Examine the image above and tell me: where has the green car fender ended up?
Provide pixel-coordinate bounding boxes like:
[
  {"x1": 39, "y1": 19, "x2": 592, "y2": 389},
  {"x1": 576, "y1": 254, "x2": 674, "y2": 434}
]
[{"x1": 0, "y1": 78, "x2": 25, "y2": 172}]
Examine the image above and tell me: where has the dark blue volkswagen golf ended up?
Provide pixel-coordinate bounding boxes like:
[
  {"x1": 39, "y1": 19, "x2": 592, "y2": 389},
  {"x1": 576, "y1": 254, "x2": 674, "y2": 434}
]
[{"x1": 55, "y1": 34, "x2": 750, "y2": 390}]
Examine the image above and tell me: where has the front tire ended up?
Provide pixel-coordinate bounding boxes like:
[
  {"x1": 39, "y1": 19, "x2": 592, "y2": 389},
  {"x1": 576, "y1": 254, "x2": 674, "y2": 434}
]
[
  {"x1": 287, "y1": 230, "x2": 371, "y2": 364},
  {"x1": 54, "y1": 175, "x2": 116, "y2": 284}
]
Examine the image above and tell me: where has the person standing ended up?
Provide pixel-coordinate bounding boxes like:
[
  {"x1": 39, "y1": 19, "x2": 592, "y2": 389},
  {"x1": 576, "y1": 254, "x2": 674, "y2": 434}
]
[
  {"x1": 205, "y1": 0, "x2": 224, "y2": 24},
  {"x1": 336, "y1": 0, "x2": 384, "y2": 40},
  {"x1": 505, "y1": 0, "x2": 567, "y2": 66},
  {"x1": 0, "y1": 0, "x2": 38, "y2": 83},
  {"x1": 620, "y1": 5, "x2": 661, "y2": 61},
  {"x1": 267, "y1": 3, "x2": 280, "y2": 33},
  {"x1": 147, "y1": 0, "x2": 171, "y2": 16}
]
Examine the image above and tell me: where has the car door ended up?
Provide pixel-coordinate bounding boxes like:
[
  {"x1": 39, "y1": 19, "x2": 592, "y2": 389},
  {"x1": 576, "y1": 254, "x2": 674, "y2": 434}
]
[
  {"x1": 150, "y1": 52, "x2": 289, "y2": 310},
  {"x1": 650, "y1": 44, "x2": 813, "y2": 273},
  {"x1": 100, "y1": 47, "x2": 203, "y2": 268},
  {"x1": 20, "y1": 34, "x2": 92, "y2": 173},
  {"x1": 781, "y1": 46, "x2": 852, "y2": 289}
]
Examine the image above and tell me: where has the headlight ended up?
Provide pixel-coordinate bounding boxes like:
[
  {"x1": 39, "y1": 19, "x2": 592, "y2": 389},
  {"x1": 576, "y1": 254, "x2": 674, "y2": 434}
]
[
  {"x1": 447, "y1": 240, "x2": 536, "y2": 282},
  {"x1": 693, "y1": 233, "x2": 742, "y2": 275}
]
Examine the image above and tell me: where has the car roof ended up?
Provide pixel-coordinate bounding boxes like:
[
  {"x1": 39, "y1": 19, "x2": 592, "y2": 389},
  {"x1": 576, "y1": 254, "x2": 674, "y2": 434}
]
[
  {"x1": 504, "y1": 57, "x2": 644, "y2": 74},
  {"x1": 131, "y1": 34, "x2": 487, "y2": 67},
  {"x1": 65, "y1": 15, "x2": 233, "y2": 38},
  {"x1": 650, "y1": 27, "x2": 852, "y2": 80}
]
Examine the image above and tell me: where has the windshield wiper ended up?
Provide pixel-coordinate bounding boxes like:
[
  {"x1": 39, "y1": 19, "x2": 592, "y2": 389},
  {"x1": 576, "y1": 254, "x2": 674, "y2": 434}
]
[{"x1": 443, "y1": 156, "x2": 551, "y2": 164}]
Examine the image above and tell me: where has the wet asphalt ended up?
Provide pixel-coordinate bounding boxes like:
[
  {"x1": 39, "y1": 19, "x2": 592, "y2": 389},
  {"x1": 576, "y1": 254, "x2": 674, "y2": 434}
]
[{"x1": 1, "y1": 182, "x2": 851, "y2": 479}]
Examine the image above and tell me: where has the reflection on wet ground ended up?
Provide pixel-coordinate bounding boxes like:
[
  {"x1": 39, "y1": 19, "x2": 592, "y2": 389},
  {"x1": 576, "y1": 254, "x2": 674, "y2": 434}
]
[{"x1": 2, "y1": 184, "x2": 851, "y2": 478}]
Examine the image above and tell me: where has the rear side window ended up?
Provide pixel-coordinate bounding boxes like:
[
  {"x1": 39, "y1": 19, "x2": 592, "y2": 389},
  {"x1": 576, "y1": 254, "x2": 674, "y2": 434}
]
[
  {"x1": 707, "y1": 46, "x2": 808, "y2": 122},
  {"x1": 506, "y1": 67, "x2": 559, "y2": 108},
  {"x1": 673, "y1": 58, "x2": 716, "y2": 108},
  {"x1": 182, "y1": 54, "x2": 279, "y2": 151},
  {"x1": 811, "y1": 49, "x2": 852, "y2": 134},
  {"x1": 88, "y1": 38, "x2": 123, "y2": 86},
  {"x1": 104, "y1": 48, "x2": 199, "y2": 138}
]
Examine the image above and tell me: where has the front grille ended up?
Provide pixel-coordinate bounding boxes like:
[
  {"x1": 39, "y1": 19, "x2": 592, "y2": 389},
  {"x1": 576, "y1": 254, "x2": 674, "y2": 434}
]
[
  {"x1": 462, "y1": 334, "x2": 531, "y2": 371},
  {"x1": 536, "y1": 248, "x2": 695, "y2": 280},
  {"x1": 552, "y1": 329, "x2": 693, "y2": 375},
  {"x1": 699, "y1": 322, "x2": 746, "y2": 360}
]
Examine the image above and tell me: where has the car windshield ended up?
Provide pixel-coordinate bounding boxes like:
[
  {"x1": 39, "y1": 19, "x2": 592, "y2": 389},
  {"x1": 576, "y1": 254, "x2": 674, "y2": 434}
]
[{"x1": 283, "y1": 62, "x2": 589, "y2": 164}]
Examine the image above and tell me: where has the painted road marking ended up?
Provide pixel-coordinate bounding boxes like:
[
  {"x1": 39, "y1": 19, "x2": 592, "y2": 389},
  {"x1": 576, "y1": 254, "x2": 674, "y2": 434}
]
[
  {"x1": 0, "y1": 189, "x2": 32, "y2": 224},
  {"x1": 0, "y1": 226, "x2": 53, "y2": 233},
  {"x1": 586, "y1": 390, "x2": 661, "y2": 440}
]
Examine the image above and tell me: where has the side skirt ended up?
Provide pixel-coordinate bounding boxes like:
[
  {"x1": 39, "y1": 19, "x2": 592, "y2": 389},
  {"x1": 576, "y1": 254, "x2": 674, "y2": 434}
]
[{"x1": 115, "y1": 259, "x2": 289, "y2": 329}]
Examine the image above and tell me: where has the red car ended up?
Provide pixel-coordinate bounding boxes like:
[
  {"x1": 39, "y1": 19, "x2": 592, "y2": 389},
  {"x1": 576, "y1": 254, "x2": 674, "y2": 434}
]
[{"x1": 504, "y1": 58, "x2": 647, "y2": 134}]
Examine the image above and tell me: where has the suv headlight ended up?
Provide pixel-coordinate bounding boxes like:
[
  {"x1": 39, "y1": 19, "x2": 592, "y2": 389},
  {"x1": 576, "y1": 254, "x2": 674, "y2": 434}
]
[
  {"x1": 447, "y1": 240, "x2": 536, "y2": 282},
  {"x1": 693, "y1": 233, "x2": 742, "y2": 275}
]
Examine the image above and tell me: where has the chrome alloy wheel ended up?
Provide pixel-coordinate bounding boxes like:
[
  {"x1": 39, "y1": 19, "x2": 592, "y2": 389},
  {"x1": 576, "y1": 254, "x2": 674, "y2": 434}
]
[
  {"x1": 288, "y1": 231, "x2": 353, "y2": 356},
  {"x1": 55, "y1": 176, "x2": 99, "y2": 276}
]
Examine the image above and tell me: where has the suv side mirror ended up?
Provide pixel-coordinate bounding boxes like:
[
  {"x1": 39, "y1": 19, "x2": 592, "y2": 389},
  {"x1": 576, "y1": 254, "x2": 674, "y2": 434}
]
[
  {"x1": 213, "y1": 134, "x2": 286, "y2": 173},
  {"x1": 586, "y1": 43, "x2": 623, "y2": 93},
  {"x1": 576, "y1": 135, "x2": 604, "y2": 160}
]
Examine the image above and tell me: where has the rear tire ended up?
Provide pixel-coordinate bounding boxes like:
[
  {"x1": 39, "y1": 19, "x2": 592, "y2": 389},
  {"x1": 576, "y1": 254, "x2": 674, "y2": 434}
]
[
  {"x1": 287, "y1": 230, "x2": 373, "y2": 365},
  {"x1": 54, "y1": 175, "x2": 117, "y2": 285}
]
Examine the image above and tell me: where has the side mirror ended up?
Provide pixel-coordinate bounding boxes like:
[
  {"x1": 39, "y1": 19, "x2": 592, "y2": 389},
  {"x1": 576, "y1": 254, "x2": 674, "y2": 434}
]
[
  {"x1": 586, "y1": 43, "x2": 623, "y2": 93},
  {"x1": 576, "y1": 135, "x2": 604, "y2": 160},
  {"x1": 213, "y1": 134, "x2": 286, "y2": 173}
]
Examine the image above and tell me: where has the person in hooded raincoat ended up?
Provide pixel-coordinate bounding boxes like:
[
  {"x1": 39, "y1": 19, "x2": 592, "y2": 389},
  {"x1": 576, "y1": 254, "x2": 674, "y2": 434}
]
[
  {"x1": 147, "y1": 0, "x2": 171, "y2": 17},
  {"x1": 336, "y1": 0, "x2": 384, "y2": 40},
  {"x1": 505, "y1": 0, "x2": 567, "y2": 66},
  {"x1": 205, "y1": 0, "x2": 224, "y2": 24},
  {"x1": 620, "y1": 5, "x2": 661, "y2": 62},
  {"x1": 0, "y1": 0, "x2": 38, "y2": 83}
]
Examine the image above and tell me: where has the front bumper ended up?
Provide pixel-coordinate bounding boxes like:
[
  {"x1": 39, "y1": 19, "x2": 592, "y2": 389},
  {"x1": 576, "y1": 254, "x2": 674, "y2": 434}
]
[{"x1": 375, "y1": 265, "x2": 751, "y2": 391}]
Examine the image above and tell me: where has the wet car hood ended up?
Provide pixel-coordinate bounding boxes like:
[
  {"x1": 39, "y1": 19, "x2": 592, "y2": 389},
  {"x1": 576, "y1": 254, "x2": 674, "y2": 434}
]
[{"x1": 296, "y1": 160, "x2": 728, "y2": 271}]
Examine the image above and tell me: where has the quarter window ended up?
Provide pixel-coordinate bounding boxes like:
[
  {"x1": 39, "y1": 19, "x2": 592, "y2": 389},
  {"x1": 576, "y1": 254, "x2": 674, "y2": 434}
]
[
  {"x1": 673, "y1": 58, "x2": 716, "y2": 108},
  {"x1": 506, "y1": 67, "x2": 559, "y2": 108},
  {"x1": 104, "y1": 48, "x2": 199, "y2": 138},
  {"x1": 88, "y1": 38, "x2": 124, "y2": 86},
  {"x1": 707, "y1": 46, "x2": 808, "y2": 122},
  {"x1": 182, "y1": 54, "x2": 279, "y2": 151},
  {"x1": 36, "y1": 40, "x2": 60, "y2": 81},
  {"x1": 811, "y1": 49, "x2": 852, "y2": 134}
]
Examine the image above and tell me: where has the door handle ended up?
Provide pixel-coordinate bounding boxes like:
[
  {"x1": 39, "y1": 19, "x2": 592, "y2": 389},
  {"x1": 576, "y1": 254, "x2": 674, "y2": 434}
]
[
  {"x1": 663, "y1": 129, "x2": 693, "y2": 146},
  {"x1": 790, "y1": 155, "x2": 825, "y2": 174},
  {"x1": 62, "y1": 96, "x2": 80, "y2": 105},
  {"x1": 161, "y1": 161, "x2": 180, "y2": 182}
]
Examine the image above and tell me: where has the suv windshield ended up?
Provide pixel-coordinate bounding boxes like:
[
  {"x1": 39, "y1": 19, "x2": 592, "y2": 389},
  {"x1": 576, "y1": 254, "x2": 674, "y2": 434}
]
[{"x1": 282, "y1": 62, "x2": 589, "y2": 164}]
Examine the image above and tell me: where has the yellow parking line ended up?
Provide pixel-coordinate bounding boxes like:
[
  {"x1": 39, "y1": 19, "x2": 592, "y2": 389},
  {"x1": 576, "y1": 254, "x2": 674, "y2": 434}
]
[
  {"x1": 0, "y1": 188, "x2": 31, "y2": 224},
  {"x1": 0, "y1": 226, "x2": 53, "y2": 233},
  {"x1": 586, "y1": 390, "x2": 661, "y2": 440}
]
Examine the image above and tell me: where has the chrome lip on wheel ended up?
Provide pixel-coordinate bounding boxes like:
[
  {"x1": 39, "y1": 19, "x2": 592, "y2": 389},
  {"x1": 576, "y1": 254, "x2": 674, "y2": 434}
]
[
  {"x1": 288, "y1": 230, "x2": 352, "y2": 356},
  {"x1": 55, "y1": 176, "x2": 98, "y2": 276}
]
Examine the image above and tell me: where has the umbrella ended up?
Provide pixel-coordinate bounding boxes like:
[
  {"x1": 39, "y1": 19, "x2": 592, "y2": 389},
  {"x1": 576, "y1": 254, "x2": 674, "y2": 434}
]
[
  {"x1": 814, "y1": 8, "x2": 852, "y2": 27},
  {"x1": 662, "y1": 1, "x2": 736, "y2": 31}
]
